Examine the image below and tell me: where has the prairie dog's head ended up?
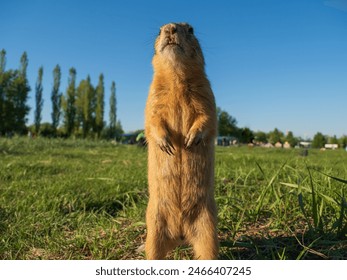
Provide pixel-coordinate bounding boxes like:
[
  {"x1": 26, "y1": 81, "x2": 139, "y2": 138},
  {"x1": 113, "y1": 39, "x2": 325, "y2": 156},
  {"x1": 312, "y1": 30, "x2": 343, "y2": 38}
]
[{"x1": 154, "y1": 23, "x2": 205, "y2": 67}]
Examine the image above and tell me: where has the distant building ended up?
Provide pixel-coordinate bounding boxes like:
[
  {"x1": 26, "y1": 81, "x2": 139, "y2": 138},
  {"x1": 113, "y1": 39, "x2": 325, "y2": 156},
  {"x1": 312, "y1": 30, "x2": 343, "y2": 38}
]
[
  {"x1": 324, "y1": 144, "x2": 338, "y2": 150},
  {"x1": 263, "y1": 143, "x2": 274, "y2": 148},
  {"x1": 283, "y1": 141, "x2": 291, "y2": 149},
  {"x1": 216, "y1": 136, "x2": 238, "y2": 146},
  {"x1": 275, "y1": 142, "x2": 283, "y2": 148},
  {"x1": 299, "y1": 141, "x2": 311, "y2": 148}
]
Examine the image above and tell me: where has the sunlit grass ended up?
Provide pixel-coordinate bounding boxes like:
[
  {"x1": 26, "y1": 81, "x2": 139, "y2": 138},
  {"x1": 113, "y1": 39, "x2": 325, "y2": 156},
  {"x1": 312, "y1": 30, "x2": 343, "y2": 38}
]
[{"x1": 0, "y1": 137, "x2": 346, "y2": 259}]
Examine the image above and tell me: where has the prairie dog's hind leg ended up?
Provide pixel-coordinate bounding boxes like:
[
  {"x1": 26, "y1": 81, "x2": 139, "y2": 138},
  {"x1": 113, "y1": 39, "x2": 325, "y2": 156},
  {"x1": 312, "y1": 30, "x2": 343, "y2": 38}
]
[
  {"x1": 145, "y1": 203, "x2": 177, "y2": 259},
  {"x1": 145, "y1": 229, "x2": 176, "y2": 259},
  {"x1": 187, "y1": 207, "x2": 218, "y2": 260}
]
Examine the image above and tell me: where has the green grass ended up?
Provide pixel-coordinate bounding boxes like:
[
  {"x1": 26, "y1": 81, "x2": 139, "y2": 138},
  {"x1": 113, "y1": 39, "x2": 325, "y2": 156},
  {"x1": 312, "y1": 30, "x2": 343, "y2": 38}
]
[{"x1": 0, "y1": 137, "x2": 346, "y2": 259}]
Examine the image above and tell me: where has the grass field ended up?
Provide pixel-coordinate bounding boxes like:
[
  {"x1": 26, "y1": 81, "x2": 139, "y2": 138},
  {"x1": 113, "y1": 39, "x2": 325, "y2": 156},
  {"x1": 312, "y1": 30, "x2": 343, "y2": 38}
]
[{"x1": 0, "y1": 137, "x2": 346, "y2": 260}]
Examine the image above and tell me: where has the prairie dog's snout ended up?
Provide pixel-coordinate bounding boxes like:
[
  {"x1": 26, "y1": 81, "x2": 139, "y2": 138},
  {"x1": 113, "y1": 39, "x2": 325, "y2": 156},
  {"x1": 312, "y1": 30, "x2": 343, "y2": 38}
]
[
  {"x1": 162, "y1": 23, "x2": 177, "y2": 36},
  {"x1": 164, "y1": 25, "x2": 179, "y2": 46},
  {"x1": 158, "y1": 23, "x2": 181, "y2": 52},
  {"x1": 156, "y1": 23, "x2": 198, "y2": 59}
]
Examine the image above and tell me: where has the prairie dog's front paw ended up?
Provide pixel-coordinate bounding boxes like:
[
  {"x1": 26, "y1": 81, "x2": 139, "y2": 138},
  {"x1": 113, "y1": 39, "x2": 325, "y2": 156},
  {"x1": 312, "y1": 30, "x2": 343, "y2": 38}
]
[
  {"x1": 157, "y1": 136, "x2": 175, "y2": 155},
  {"x1": 184, "y1": 129, "x2": 204, "y2": 149}
]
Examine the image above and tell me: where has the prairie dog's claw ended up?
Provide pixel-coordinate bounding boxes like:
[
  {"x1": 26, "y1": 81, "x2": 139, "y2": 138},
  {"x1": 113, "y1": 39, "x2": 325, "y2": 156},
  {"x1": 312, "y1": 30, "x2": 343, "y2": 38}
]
[{"x1": 158, "y1": 137, "x2": 175, "y2": 155}]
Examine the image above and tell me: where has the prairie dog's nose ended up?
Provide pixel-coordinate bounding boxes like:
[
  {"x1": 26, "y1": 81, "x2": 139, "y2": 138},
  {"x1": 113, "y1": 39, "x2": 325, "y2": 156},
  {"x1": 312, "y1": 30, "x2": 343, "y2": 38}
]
[{"x1": 164, "y1": 24, "x2": 177, "y2": 35}]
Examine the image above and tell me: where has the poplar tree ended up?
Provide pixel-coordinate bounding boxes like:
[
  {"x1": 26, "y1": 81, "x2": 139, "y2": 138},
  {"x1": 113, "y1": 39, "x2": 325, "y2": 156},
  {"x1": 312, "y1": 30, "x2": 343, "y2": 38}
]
[
  {"x1": 0, "y1": 49, "x2": 5, "y2": 73},
  {"x1": 74, "y1": 79, "x2": 83, "y2": 134},
  {"x1": 63, "y1": 68, "x2": 76, "y2": 136},
  {"x1": 76, "y1": 76, "x2": 95, "y2": 138},
  {"x1": 95, "y1": 73, "x2": 104, "y2": 138},
  {"x1": 0, "y1": 49, "x2": 6, "y2": 133},
  {"x1": 109, "y1": 81, "x2": 117, "y2": 138},
  {"x1": 51, "y1": 65, "x2": 61, "y2": 132},
  {"x1": 19, "y1": 51, "x2": 28, "y2": 77},
  {"x1": 83, "y1": 76, "x2": 95, "y2": 137},
  {"x1": 34, "y1": 66, "x2": 44, "y2": 134},
  {"x1": 13, "y1": 52, "x2": 30, "y2": 133}
]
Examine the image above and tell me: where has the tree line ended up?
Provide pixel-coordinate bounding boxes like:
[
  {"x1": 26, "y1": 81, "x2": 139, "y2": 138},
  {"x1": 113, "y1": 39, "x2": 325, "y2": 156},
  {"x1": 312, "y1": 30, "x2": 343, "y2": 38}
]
[
  {"x1": 217, "y1": 108, "x2": 347, "y2": 149},
  {"x1": 0, "y1": 49, "x2": 123, "y2": 139},
  {"x1": 1, "y1": 49, "x2": 345, "y2": 148}
]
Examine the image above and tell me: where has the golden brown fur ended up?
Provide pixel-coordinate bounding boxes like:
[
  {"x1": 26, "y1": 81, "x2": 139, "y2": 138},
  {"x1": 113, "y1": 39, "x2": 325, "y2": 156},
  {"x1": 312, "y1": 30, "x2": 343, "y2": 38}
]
[{"x1": 144, "y1": 22, "x2": 218, "y2": 260}]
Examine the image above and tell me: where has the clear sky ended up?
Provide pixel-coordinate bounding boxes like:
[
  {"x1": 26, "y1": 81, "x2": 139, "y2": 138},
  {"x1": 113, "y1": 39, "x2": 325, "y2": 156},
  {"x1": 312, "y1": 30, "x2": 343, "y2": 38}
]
[{"x1": 1, "y1": 0, "x2": 347, "y2": 138}]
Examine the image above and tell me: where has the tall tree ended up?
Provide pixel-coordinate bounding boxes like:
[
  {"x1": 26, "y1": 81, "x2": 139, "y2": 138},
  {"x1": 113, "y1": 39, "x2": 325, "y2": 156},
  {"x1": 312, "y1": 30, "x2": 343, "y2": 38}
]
[
  {"x1": 0, "y1": 49, "x2": 6, "y2": 133},
  {"x1": 239, "y1": 127, "x2": 254, "y2": 143},
  {"x1": 95, "y1": 73, "x2": 105, "y2": 138},
  {"x1": 19, "y1": 51, "x2": 28, "y2": 77},
  {"x1": 13, "y1": 52, "x2": 31, "y2": 133},
  {"x1": 328, "y1": 135, "x2": 339, "y2": 145},
  {"x1": 83, "y1": 75, "x2": 95, "y2": 137},
  {"x1": 339, "y1": 135, "x2": 347, "y2": 149},
  {"x1": 109, "y1": 81, "x2": 117, "y2": 138},
  {"x1": 2, "y1": 71, "x2": 16, "y2": 133},
  {"x1": 217, "y1": 107, "x2": 238, "y2": 136},
  {"x1": 0, "y1": 49, "x2": 5, "y2": 73},
  {"x1": 254, "y1": 131, "x2": 268, "y2": 143},
  {"x1": 0, "y1": 51, "x2": 30, "y2": 134},
  {"x1": 76, "y1": 76, "x2": 95, "y2": 138},
  {"x1": 62, "y1": 68, "x2": 76, "y2": 136},
  {"x1": 34, "y1": 66, "x2": 44, "y2": 134},
  {"x1": 268, "y1": 128, "x2": 284, "y2": 144},
  {"x1": 51, "y1": 65, "x2": 61, "y2": 132},
  {"x1": 312, "y1": 132, "x2": 327, "y2": 148}
]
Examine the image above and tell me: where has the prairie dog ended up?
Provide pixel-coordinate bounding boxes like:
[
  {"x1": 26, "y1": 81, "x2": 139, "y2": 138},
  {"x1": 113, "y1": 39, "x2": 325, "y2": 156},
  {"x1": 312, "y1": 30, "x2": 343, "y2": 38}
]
[{"x1": 144, "y1": 22, "x2": 218, "y2": 260}]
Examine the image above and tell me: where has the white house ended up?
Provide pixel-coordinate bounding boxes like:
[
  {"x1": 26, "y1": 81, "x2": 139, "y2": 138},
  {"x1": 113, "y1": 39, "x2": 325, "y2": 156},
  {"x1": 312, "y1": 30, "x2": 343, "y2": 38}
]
[
  {"x1": 299, "y1": 141, "x2": 311, "y2": 148},
  {"x1": 324, "y1": 144, "x2": 338, "y2": 150}
]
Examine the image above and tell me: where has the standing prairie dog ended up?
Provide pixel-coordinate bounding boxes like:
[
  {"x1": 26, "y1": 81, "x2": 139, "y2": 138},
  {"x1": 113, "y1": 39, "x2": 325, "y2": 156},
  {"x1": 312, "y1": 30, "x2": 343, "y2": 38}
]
[{"x1": 144, "y1": 22, "x2": 218, "y2": 260}]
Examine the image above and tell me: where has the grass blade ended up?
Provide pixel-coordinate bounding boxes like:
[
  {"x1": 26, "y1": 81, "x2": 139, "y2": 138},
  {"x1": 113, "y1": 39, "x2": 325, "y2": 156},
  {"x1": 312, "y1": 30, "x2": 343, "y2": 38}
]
[
  {"x1": 255, "y1": 161, "x2": 265, "y2": 177},
  {"x1": 306, "y1": 165, "x2": 319, "y2": 231},
  {"x1": 255, "y1": 161, "x2": 287, "y2": 216},
  {"x1": 311, "y1": 169, "x2": 347, "y2": 184}
]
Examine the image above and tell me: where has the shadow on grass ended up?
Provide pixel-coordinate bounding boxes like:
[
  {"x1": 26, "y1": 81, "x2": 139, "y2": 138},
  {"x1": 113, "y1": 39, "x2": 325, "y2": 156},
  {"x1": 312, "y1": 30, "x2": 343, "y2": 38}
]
[
  {"x1": 58, "y1": 199, "x2": 124, "y2": 217},
  {"x1": 219, "y1": 233, "x2": 347, "y2": 260},
  {"x1": 84, "y1": 200, "x2": 124, "y2": 216}
]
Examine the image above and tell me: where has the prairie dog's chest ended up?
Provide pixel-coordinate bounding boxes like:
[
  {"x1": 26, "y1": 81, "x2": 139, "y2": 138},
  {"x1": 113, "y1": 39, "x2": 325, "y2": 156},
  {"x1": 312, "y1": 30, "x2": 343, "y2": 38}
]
[{"x1": 166, "y1": 88, "x2": 196, "y2": 129}]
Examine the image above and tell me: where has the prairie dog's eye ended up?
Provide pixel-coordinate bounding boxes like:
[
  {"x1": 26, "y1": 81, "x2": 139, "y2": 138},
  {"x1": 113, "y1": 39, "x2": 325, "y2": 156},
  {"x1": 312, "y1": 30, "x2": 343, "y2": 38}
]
[{"x1": 188, "y1": 26, "x2": 194, "y2": 34}]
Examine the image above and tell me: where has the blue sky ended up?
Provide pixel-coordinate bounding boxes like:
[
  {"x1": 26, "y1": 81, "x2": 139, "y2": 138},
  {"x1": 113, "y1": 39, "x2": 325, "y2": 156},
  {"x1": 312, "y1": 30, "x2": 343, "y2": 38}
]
[{"x1": 1, "y1": 0, "x2": 347, "y2": 138}]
